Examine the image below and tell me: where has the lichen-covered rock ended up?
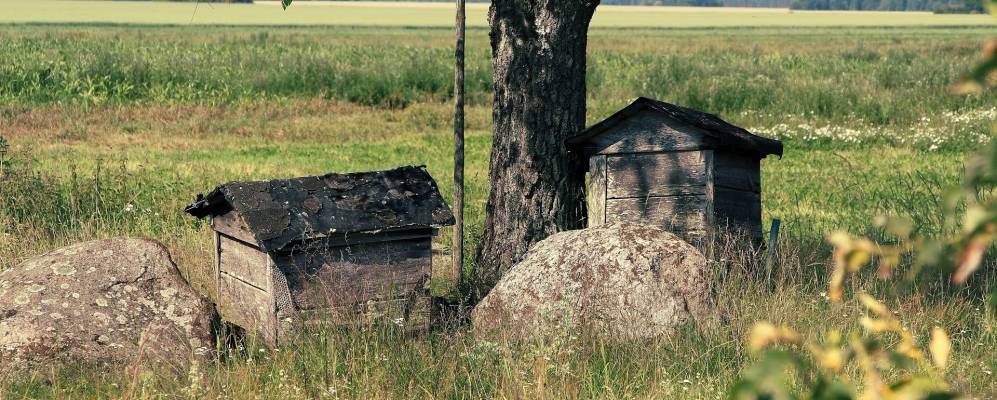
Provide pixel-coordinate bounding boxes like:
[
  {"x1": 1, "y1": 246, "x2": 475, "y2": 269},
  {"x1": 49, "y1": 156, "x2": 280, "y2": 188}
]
[
  {"x1": 472, "y1": 223, "x2": 717, "y2": 340},
  {"x1": 0, "y1": 238, "x2": 216, "y2": 372}
]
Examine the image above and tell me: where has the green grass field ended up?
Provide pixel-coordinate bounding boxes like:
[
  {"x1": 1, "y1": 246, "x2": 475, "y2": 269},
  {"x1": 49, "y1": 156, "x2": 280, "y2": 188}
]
[
  {"x1": 2, "y1": 0, "x2": 996, "y2": 27},
  {"x1": 0, "y1": 7, "x2": 995, "y2": 399}
]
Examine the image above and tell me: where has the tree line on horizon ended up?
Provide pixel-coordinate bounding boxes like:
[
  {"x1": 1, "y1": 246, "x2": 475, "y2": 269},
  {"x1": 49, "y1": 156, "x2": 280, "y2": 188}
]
[
  {"x1": 586, "y1": 0, "x2": 985, "y2": 11},
  {"x1": 169, "y1": 0, "x2": 985, "y2": 14},
  {"x1": 787, "y1": 0, "x2": 985, "y2": 12}
]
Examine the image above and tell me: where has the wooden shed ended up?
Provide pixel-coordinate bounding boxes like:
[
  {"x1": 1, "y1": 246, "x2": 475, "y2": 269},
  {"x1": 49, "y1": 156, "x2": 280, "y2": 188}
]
[
  {"x1": 566, "y1": 97, "x2": 783, "y2": 244},
  {"x1": 185, "y1": 165, "x2": 455, "y2": 345}
]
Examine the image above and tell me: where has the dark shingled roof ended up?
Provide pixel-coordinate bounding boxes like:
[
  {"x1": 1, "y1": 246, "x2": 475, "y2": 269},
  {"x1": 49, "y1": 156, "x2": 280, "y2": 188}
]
[
  {"x1": 566, "y1": 97, "x2": 783, "y2": 157},
  {"x1": 185, "y1": 165, "x2": 455, "y2": 252}
]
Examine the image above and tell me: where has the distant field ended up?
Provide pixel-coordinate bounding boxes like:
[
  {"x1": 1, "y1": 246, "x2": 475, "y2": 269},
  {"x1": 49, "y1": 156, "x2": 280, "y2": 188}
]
[
  {"x1": 1, "y1": 0, "x2": 995, "y2": 27},
  {"x1": 1, "y1": 10, "x2": 996, "y2": 398}
]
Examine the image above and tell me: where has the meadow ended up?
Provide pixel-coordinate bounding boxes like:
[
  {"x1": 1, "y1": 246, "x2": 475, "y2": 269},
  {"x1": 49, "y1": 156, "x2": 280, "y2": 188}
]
[
  {"x1": 3, "y1": 0, "x2": 997, "y2": 27},
  {"x1": 1, "y1": 16, "x2": 996, "y2": 399}
]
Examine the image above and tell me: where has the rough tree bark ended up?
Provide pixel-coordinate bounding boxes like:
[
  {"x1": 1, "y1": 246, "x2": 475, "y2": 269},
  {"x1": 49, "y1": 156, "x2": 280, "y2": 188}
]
[{"x1": 475, "y1": 0, "x2": 600, "y2": 288}]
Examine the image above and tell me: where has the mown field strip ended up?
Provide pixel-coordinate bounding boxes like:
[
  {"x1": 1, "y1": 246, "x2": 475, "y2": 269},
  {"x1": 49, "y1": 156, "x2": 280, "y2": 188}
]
[{"x1": 1, "y1": 0, "x2": 994, "y2": 27}]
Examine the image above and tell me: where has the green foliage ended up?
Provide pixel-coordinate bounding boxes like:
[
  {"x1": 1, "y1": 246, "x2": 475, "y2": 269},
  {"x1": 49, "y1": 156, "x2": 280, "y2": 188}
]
[
  {"x1": 1, "y1": 25, "x2": 995, "y2": 398},
  {"x1": 0, "y1": 26, "x2": 992, "y2": 152},
  {"x1": 0, "y1": 155, "x2": 197, "y2": 249},
  {"x1": 733, "y1": 13, "x2": 996, "y2": 398},
  {"x1": 729, "y1": 350, "x2": 812, "y2": 400},
  {"x1": 790, "y1": 0, "x2": 986, "y2": 12}
]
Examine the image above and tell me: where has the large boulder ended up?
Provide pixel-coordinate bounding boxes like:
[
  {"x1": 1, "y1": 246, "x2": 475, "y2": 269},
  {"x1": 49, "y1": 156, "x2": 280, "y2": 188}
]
[
  {"x1": 0, "y1": 238, "x2": 216, "y2": 372},
  {"x1": 472, "y1": 223, "x2": 716, "y2": 340}
]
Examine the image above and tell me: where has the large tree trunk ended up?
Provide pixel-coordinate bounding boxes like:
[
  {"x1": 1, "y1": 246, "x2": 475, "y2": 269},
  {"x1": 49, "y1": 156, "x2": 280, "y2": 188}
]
[{"x1": 475, "y1": 0, "x2": 599, "y2": 289}]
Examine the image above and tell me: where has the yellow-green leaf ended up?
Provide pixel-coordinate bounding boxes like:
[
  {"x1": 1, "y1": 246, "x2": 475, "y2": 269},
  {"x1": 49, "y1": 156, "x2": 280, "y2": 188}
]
[
  {"x1": 859, "y1": 294, "x2": 890, "y2": 316},
  {"x1": 748, "y1": 322, "x2": 800, "y2": 351},
  {"x1": 929, "y1": 327, "x2": 952, "y2": 370}
]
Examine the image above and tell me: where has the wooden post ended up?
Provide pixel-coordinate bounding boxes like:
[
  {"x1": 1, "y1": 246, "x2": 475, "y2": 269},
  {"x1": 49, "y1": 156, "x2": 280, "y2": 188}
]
[
  {"x1": 0, "y1": 137, "x2": 7, "y2": 177},
  {"x1": 452, "y1": 0, "x2": 466, "y2": 288},
  {"x1": 765, "y1": 218, "x2": 781, "y2": 284}
]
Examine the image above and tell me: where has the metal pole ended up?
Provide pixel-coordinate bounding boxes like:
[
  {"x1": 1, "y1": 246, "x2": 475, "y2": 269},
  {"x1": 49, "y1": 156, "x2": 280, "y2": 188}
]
[{"x1": 452, "y1": 0, "x2": 466, "y2": 288}]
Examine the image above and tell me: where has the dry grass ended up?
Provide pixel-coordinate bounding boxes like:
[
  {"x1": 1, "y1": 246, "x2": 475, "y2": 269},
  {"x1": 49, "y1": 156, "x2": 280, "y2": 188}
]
[
  {"x1": 1, "y1": 99, "x2": 994, "y2": 398},
  {"x1": 1, "y1": 229, "x2": 993, "y2": 398},
  {"x1": 1, "y1": 24, "x2": 995, "y2": 398}
]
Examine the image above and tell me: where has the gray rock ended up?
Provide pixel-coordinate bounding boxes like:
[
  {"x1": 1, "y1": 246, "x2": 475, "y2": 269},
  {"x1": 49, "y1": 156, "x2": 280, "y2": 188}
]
[
  {"x1": 472, "y1": 223, "x2": 716, "y2": 340},
  {"x1": 0, "y1": 238, "x2": 216, "y2": 372}
]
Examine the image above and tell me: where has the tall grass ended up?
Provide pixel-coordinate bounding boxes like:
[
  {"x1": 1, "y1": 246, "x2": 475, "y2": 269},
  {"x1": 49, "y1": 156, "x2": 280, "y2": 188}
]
[
  {"x1": 0, "y1": 26, "x2": 992, "y2": 146},
  {"x1": 2, "y1": 161, "x2": 993, "y2": 397},
  {"x1": 1, "y1": 131, "x2": 993, "y2": 398},
  {"x1": 1, "y1": 25, "x2": 995, "y2": 397}
]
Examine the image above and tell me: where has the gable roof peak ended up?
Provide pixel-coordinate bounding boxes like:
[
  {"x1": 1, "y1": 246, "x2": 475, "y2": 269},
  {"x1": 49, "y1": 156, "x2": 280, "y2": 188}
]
[{"x1": 567, "y1": 97, "x2": 783, "y2": 157}]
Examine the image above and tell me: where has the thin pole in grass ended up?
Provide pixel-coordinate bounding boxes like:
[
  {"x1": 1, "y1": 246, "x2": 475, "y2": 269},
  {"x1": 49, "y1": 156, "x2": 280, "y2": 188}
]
[
  {"x1": 453, "y1": 0, "x2": 466, "y2": 290},
  {"x1": 0, "y1": 136, "x2": 8, "y2": 177},
  {"x1": 765, "y1": 218, "x2": 781, "y2": 286}
]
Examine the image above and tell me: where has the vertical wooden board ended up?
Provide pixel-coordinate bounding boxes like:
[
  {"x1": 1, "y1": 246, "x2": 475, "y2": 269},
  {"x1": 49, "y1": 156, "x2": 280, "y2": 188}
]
[
  {"x1": 713, "y1": 187, "x2": 762, "y2": 237},
  {"x1": 588, "y1": 110, "x2": 713, "y2": 154},
  {"x1": 211, "y1": 211, "x2": 257, "y2": 244},
  {"x1": 587, "y1": 155, "x2": 607, "y2": 227},
  {"x1": 703, "y1": 149, "x2": 716, "y2": 229},
  {"x1": 276, "y1": 238, "x2": 432, "y2": 310},
  {"x1": 219, "y1": 235, "x2": 271, "y2": 290},
  {"x1": 605, "y1": 195, "x2": 707, "y2": 232},
  {"x1": 606, "y1": 151, "x2": 708, "y2": 198},
  {"x1": 219, "y1": 273, "x2": 276, "y2": 345},
  {"x1": 713, "y1": 151, "x2": 761, "y2": 193},
  {"x1": 213, "y1": 231, "x2": 222, "y2": 302}
]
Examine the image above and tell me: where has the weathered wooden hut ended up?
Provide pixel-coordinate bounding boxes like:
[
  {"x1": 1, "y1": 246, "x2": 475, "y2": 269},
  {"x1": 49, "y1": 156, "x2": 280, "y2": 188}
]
[
  {"x1": 566, "y1": 97, "x2": 783, "y2": 244},
  {"x1": 185, "y1": 165, "x2": 455, "y2": 345}
]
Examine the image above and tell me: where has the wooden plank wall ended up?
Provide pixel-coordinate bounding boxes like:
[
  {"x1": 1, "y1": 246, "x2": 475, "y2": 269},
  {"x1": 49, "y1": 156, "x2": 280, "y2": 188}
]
[
  {"x1": 212, "y1": 211, "x2": 256, "y2": 244},
  {"x1": 274, "y1": 235, "x2": 433, "y2": 330},
  {"x1": 714, "y1": 152, "x2": 760, "y2": 193},
  {"x1": 220, "y1": 236, "x2": 271, "y2": 290},
  {"x1": 602, "y1": 150, "x2": 711, "y2": 240},
  {"x1": 216, "y1": 234, "x2": 277, "y2": 345},
  {"x1": 219, "y1": 274, "x2": 277, "y2": 345},
  {"x1": 606, "y1": 196, "x2": 707, "y2": 231},
  {"x1": 584, "y1": 110, "x2": 712, "y2": 155},
  {"x1": 712, "y1": 151, "x2": 763, "y2": 241},
  {"x1": 606, "y1": 151, "x2": 709, "y2": 198}
]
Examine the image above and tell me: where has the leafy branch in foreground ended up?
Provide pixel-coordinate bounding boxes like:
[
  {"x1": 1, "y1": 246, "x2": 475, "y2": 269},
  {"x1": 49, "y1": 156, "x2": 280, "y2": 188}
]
[
  {"x1": 733, "y1": 100, "x2": 993, "y2": 400},
  {"x1": 953, "y1": 0, "x2": 997, "y2": 94},
  {"x1": 733, "y1": 279, "x2": 961, "y2": 399},
  {"x1": 733, "y1": 9, "x2": 995, "y2": 400}
]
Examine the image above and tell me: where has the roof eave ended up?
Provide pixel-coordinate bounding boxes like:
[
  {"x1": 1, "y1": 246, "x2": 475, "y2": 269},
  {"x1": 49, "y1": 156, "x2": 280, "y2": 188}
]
[
  {"x1": 754, "y1": 137, "x2": 784, "y2": 158},
  {"x1": 568, "y1": 97, "x2": 785, "y2": 159},
  {"x1": 183, "y1": 188, "x2": 230, "y2": 219}
]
